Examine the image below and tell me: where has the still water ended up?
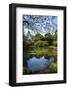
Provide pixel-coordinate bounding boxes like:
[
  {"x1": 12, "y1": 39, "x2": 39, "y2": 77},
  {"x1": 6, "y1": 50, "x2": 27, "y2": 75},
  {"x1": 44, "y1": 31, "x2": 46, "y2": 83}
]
[
  {"x1": 27, "y1": 56, "x2": 54, "y2": 72},
  {"x1": 23, "y1": 47, "x2": 57, "y2": 74}
]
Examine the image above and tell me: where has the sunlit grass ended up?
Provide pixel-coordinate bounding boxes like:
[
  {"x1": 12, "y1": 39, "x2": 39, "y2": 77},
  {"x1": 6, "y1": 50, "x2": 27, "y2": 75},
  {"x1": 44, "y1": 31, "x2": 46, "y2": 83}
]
[{"x1": 28, "y1": 47, "x2": 57, "y2": 57}]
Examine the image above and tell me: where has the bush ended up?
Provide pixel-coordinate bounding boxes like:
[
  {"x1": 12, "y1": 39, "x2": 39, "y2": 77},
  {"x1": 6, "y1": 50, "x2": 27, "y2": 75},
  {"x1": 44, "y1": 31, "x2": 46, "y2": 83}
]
[
  {"x1": 34, "y1": 41, "x2": 42, "y2": 47},
  {"x1": 49, "y1": 63, "x2": 57, "y2": 72},
  {"x1": 44, "y1": 33, "x2": 54, "y2": 45},
  {"x1": 53, "y1": 41, "x2": 57, "y2": 46},
  {"x1": 34, "y1": 33, "x2": 44, "y2": 41},
  {"x1": 34, "y1": 41, "x2": 48, "y2": 47},
  {"x1": 43, "y1": 41, "x2": 48, "y2": 46}
]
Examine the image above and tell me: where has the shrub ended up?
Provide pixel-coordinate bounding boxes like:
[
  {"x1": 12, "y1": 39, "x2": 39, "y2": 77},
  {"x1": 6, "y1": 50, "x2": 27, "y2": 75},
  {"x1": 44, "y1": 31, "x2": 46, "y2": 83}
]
[
  {"x1": 34, "y1": 41, "x2": 42, "y2": 47},
  {"x1": 49, "y1": 63, "x2": 57, "y2": 72},
  {"x1": 53, "y1": 41, "x2": 57, "y2": 46},
  {"x1": 44, "y1": 33, "x2": 54, "y2": 45},
  {"x1": 34, "y1": 33, "x2": 44, "y2": 41},
  {"x1": 34, "y1": 41, "x2": 48, "y2": 47},
  {"x1": 42, "y1": 41, "x2": 48, "y2": 46}
]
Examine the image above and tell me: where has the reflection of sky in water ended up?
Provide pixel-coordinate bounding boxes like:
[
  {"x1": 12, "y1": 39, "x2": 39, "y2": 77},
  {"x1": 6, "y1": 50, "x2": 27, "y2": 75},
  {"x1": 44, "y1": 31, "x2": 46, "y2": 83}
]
[{"x1": 27, "y1": 56, "x2": 54, "y2": 72}]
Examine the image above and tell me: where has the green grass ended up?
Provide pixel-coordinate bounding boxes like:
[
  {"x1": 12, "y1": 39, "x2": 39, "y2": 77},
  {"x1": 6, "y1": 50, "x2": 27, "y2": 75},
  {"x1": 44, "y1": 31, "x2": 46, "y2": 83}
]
[{"x1": 28, "y1": 47, "x2": 57, "y2": 57}]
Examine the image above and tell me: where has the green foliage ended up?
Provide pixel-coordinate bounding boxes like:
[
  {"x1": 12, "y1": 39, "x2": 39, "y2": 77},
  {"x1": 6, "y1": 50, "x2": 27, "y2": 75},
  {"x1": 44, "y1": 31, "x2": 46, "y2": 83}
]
[
  {"x1": 34, "y1": 33, "x2": 44, "y2": 41},
  {"x1": 53, "y1": 41, "x2": 57, "y2": 46},
  {"x1": 34, "y1": 41, "x2": 48, "y2": 47},
  {"x1": 53, "y1": 31, "x2": 57, "y2": 41},
  {"x1": 44, "y1": 33, "x2": 53, "y2": 45},
  {"x1": 44, "y1": 33, "x2": 52, "y2": 40},
  {"x1": 24, "y1": 31, "x2": 57, "y2": 49},
  {"x1": 31, "y1": 47, "x2": 57, "y2": 57},
  {"x1": 49, "y1": 63, "x2": 57, "y2": 72},
  {"x1": 33, "y1": 33, "x2": 56, "y2": 46}
]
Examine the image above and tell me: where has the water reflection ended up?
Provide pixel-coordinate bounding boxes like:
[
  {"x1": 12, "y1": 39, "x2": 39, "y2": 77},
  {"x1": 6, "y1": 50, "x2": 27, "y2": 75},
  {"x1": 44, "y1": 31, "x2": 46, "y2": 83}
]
[
  {"x1": 23, "y1": 47, "x2": 57, "y2": 74},
  {"x1": 27, "y1": 56, "x2": 54, "y2": 72}
]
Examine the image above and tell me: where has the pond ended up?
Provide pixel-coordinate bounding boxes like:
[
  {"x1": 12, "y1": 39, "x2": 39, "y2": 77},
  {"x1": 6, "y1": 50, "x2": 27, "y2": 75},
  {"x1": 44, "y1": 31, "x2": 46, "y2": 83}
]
[
  {"x1": 23, "y1": 47, "x2": 57, "y2": 75},
  {"x1": 27, "y1": 56, "x2": 54, "y2": 72}
]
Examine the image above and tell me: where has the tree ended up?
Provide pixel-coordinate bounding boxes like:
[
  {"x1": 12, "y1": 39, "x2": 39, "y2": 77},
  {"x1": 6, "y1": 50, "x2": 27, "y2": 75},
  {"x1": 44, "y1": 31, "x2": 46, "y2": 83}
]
[
  {"x1": 44, "y1": 33, "x2": 53, "y2": 45},
  {"x1": 53, "y1": 31, "x2": 57, "y2": 41},
  {"x1": 34, "y1": 33, "x2": 44, "y2": 41}
]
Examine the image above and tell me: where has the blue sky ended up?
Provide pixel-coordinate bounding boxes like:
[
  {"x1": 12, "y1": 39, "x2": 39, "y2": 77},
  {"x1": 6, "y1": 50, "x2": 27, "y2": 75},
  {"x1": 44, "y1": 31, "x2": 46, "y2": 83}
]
[{"x1": 23, "y1": 15, "x2": 57, "y2": 36}]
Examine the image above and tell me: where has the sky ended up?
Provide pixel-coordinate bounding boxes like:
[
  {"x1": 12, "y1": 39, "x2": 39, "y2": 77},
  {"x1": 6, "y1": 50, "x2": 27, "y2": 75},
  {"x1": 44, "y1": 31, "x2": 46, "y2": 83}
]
[{"x1": 23, "y1": 15, "x2": 57, "y2": 36}]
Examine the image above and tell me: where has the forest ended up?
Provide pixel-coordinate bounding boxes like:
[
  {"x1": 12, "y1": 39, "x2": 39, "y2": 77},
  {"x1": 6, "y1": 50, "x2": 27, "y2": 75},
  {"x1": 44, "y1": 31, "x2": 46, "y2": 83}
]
[{"x1": 24, "y1": 31, "x2": 57, "y2": 49}]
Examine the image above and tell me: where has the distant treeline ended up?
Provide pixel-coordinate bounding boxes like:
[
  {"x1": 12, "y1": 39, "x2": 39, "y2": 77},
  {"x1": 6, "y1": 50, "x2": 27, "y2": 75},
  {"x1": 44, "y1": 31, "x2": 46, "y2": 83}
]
[{"x1": 23, "y1": 31, "x2": 57, "y2": 48}]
